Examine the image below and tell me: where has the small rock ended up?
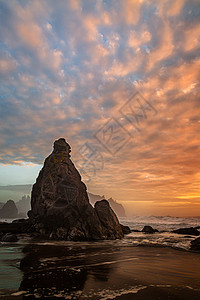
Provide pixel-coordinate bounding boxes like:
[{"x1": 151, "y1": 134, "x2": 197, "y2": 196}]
[
  {"x1": 142, "y1": 225, "x2": 159, "y2": 234},
  {"x1": 172, "y1": 227, "x2": 200, "y2": 236},
  {"x1": 190, "y1": 237, "x2": 200, "y2": 251},
  {"x1": 1, "y1": 233, "x2": 18, "y2": 242},
  {"x1": 120, "y1": 224, "x2": 131, "y2": 234},
  {"x1": 12, "y1": 218, "x2": 27, "y2": 223}
]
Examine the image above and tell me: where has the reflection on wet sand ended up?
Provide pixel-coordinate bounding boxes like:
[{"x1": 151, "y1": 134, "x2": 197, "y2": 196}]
[
  {"x1": 19, "y1": 242, "x2": 115, "y2": 298},
  {"x1": 15, "y1": 240, "x2": 200, "y2": 299}
]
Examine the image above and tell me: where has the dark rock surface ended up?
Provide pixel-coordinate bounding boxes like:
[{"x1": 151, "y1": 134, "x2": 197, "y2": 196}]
[
  {"x1": 28, "y1": 138, "x2": 123, "y2": 241},
  {"x1": 190, "y1": 237, "x2": 200, "y2": 251},
  {"x1": 194, "y1": 226, "x2": 200, "y2": 230},
  {"x1": 142, "y1": 225, "x2": 159, "y2": 234},
  {"x1": 172, "y1": 227, "x2": 200, "y2": 236},
  {"x1": 0, "y1": 199, "x2": 18, "y2": 218},
  {"x1": 94, "y1": 200, "x2": 123, "y2": 239},
  {"x1": 120, "y1": 224, "x2": 131, "y2": 234},
  {"x1": 1, "y1": 233, "x2": 18, "y2": 242},
  {"x1": 0, "y1": 219, "x2": 30, "y2": 234},
  {"x1": 12, "y1": 218, "x2": 27, "y2": 223}
]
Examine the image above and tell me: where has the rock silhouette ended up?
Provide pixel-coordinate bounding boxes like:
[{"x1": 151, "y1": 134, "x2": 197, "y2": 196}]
[
  {"x1": 190, "y1": 237, "x2": 200, "y2": 251},
  {"x1": 0, "y1": 200, "x2": 18, "y2": 219},
  {"x1": 142, "y1": 225, "x2": 159, "y2": 234},
  {"x1": 172, "y1": 227, "x2": 200, "y2": 236},
  {"x1": 28, "y1": 138, "x2": 123, "y2": 240}
]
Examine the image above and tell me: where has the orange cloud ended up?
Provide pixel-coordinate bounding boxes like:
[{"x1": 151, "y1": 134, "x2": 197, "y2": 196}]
[
  {"x1": 123, "y1": 0, "x2": 143, "y2": 25},
  {"x1": 0, "y1": 58, "x2": 16, "y2": 73}
]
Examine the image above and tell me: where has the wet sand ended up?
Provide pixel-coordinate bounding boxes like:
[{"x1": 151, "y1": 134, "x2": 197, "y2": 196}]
[{"x1": 0, "y1": 241, "x2": 200, "y2": 299}]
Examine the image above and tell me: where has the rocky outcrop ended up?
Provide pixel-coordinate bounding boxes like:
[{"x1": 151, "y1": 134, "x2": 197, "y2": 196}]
[
  {"x1": 28, "y1": 138, "x2": 123, "y2": 241},
  {"x1": 94, "y1": 200, "x2": 123, "y2": 239},
  {"x1": 0, "y1": 219, "x2": 30, "y2": 234},
  {"x1": 172, "y1": 227, "x2": 200, "y2": 236},
  {"x1": 142, "y1": 225, "x2": 159, "y2": 234},
  {"x1": 121, "y1": 224, "x2": 131, "y2": 234},
  {"x1": 0, "y1": 200, "x2": 18, "y2": 219}
]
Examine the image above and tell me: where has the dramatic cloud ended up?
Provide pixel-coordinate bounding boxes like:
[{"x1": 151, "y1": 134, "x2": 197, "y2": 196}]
[{"x1": 0, "y1": 0, "x2": 200, "y2": 216}]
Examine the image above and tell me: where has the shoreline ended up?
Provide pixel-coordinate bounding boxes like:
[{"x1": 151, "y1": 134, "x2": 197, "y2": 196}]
[{"x1": 0, "y1": 242, "x2": 200, "y2": 299}]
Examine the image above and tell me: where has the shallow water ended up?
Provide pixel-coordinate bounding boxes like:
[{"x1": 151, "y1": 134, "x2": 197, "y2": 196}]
[{"x1": 0, "y1": 238, "x2": 200, "y2": 299}]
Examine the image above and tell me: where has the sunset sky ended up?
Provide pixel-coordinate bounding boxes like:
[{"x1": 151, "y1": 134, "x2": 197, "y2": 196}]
[{"x1": 0, "y1": 0, "x2": 200, "y2": 216}]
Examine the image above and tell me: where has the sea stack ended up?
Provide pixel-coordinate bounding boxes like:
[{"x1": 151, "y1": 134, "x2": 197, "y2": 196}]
[
  {"x1": 28, "y1": 138, "x2": 123, "y2": 240},
  {"x1": 0, "y1": 200, "x2": 18, "y2": 219}
]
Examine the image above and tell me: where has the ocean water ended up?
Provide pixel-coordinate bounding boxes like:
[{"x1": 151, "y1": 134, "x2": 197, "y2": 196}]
[
  {"x1": 0, "y1": 216, "x2": 200, "y2": 299},
  {"x1": 119, "y1": 215, "x2": 200, "y2": 251}
]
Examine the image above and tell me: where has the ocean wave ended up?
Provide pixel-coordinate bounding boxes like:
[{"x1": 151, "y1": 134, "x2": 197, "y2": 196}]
[
  {"x1": 121, "y1": 231, "x2": 196, "y2": 251},
  {"x1": 9, "y1": 285, "x2": 147, "y2": 299}
]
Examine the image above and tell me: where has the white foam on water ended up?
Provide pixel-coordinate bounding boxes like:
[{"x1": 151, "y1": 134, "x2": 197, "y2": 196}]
[
  {"x1": 88, "y1": 285, "x2": 147, "y2": 300},
  {"x1": 27, "y1": 286, "x2": 147, "y2": 299},
  {"x1": 119, "y1": 216, "x2": 200, "y2": 231},
  {"x1": 120, "y1": 222, "x2": 199, "y2": 251},
  {"x1": 11, "y1": 291, "x2": 26, "y2": 296}
]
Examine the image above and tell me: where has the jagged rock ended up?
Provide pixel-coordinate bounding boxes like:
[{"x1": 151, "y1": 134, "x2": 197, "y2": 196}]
[
  {"x1": 172, "y1": 227, "x2": 200, "y2": 236},
  {"x1": 142, "y1": 225, "x2": 159, "y2": 234},
  {"x1": 190, "y1": 237, "x2": 200, "y2": 251},
  {"x1": 0, "y1": 200, "x2": 18, "y2": 219},
  {"x1": 88, "y1": 193, "x2": 126, "y2": 217},
  {"x1": 28, "y1": 138, "x2": 123, "y2": 241},
  {"x1": 1, "y1": 233, "x2": 18, "y2": 242}
]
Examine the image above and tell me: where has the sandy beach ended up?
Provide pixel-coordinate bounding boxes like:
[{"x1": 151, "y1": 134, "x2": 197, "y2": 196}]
[{"x1": 0, "y1": 238, "x2": 200, "y2": 299}]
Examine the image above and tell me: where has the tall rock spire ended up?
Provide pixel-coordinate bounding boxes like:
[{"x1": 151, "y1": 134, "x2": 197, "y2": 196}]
[{"x1": 28, "y1": 138, "x2": 123, "y2": 240}]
